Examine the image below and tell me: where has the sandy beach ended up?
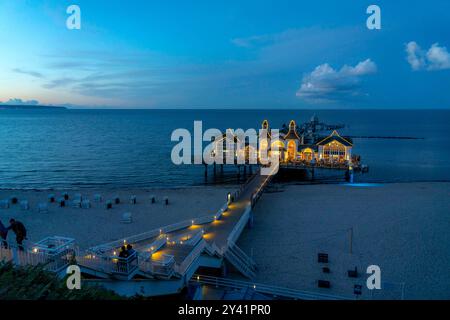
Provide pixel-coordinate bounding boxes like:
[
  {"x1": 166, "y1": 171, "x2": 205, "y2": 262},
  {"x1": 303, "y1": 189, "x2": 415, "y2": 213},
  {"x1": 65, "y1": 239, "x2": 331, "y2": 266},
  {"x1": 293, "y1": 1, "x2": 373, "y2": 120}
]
[
  {"x1": 237, "y1": 182, "x2": 450, "y2": 300},
  {"x1": 0, "y1": 186, "x2": 235, "y2": 250},
  {"x1": 1, "y1": 182, "x2": 448, "y2": 300}
]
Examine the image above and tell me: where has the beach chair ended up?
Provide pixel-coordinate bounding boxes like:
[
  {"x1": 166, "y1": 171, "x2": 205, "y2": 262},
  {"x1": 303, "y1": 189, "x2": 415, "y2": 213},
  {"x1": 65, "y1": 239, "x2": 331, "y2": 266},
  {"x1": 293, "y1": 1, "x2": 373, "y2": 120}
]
[
  {"x1": 130, "y1": 195, "x2": 137, "y2": 204},
  {"x1": 81, "y1": 200, "x2": 91, "y2": 209},
  {"x1": 20, "y1": 200, "x2": 29, "y2": 211},
  {"x1": 318, "y1": 280, "x2": 330, "y2": 288},
  {"x1": 105, "y1": 200, "x2": 113, "y2": 210},
  {"x1": 348, "y1": 267, "x2": 358, "y2": 278},
  {"x1": 72, "y1": 199, "x2": 82, "y2": 208},
  {"x1": 354, "y1": 284, "x2": 362, "y2": 295},
  {"x1": 150, "y1": 195, "x2": 156, "y2": 204},
  {"x1": 120, "y1": 212, "x2": 132, "y2": 224},
  {"x1": 57, "y1": 198, "x2": 66, "y2": 207},
  {"x1": 164, "y1": 196, "x2": 169, "y2": 205},
  {"x1": 94, "y1": 194, "x2": 103, "y2": 202},
  {"x1": 48, "y1": 194, "x2": 56, "y2": 203},
  {"x1": 38, "y1": 203, "x2": 49, "y2": 213},
  {"x1": 318, "y1": 253, "x2": 328, "y2": 263},
  {"x1": 0, "y1": 200, "x2": 10, "y2": 209}
]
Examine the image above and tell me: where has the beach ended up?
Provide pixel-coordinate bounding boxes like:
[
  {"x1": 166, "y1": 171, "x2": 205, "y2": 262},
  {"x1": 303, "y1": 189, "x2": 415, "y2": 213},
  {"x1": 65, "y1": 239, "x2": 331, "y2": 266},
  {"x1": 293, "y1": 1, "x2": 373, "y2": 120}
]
[
  {"x1": 1, "y1": 182, "x2": 448, "y2": 300},
  {"x1": 237, "y1": 182, "x2": 450, "y2": 300},
  {"x1": 0, "y1": 186, "x2": 235, "y2": 250}
]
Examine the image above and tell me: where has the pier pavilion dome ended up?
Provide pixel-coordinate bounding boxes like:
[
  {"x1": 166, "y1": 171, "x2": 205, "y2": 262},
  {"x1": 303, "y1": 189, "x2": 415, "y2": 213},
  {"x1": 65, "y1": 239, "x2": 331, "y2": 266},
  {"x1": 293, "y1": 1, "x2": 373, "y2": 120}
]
[{"x1": 283, "y1": 120, "x2": 303, "y2": 161}]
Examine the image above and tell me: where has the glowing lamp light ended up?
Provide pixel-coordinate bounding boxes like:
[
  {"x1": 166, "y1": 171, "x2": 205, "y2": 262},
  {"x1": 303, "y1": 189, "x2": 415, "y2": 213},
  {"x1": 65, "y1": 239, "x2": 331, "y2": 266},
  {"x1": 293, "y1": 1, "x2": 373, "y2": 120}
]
[
  {"x1": 32, "y1": 248, "x2": 38, "y2": 253},
  {"x1": 113, "y1": 251, "x2": 117, "y2": 256},
  {"x1": 227, "y1": 193, "x2": 232, "y2": 204}
]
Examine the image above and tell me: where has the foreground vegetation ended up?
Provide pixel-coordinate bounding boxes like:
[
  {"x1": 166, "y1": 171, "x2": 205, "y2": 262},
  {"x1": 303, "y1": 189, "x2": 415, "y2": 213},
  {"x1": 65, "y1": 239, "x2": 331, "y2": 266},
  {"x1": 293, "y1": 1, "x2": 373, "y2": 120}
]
[{"x1": 0, "y1": 262, "x2": 123, "y2": 300}]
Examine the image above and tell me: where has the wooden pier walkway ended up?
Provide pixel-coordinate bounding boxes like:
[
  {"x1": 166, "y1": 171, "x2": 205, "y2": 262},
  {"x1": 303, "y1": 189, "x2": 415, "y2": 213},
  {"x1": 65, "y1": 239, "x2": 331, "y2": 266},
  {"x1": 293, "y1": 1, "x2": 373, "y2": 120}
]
[{"x1": 0, "y1": 164, "x2": 351, "y2": 299}]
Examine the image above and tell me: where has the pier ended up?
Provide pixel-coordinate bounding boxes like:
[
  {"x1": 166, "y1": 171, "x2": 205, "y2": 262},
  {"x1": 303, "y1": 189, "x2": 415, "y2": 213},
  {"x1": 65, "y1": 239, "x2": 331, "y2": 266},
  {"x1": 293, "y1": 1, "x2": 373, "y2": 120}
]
[
  {"x1": 0, "y1": 166, "x2": 290, "y2": 298},
  {"x1": 0, "y1": 118, "x2": 364, "y2": 299}
]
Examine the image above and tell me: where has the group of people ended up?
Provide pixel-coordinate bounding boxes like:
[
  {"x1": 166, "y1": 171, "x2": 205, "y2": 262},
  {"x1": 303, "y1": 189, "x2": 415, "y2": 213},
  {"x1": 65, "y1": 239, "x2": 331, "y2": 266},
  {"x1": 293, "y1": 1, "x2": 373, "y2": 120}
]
[
  {"x1": 118, "y1": 244, "x2": 135, "y2": 259},
  {"x1": 0, "y1": 219, "x2": 27, "y2": 251}
]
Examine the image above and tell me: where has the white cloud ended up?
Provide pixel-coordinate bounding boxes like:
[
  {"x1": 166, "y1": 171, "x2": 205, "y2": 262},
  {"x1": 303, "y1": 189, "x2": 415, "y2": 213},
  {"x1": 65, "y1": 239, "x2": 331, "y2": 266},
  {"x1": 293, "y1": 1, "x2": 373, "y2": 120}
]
[
  {"x1": 406, "y1": 41, "x2": 450, "y2": 71},
  {"x1": 296, "y1": 59, "x2": 377, "y2": 102}
]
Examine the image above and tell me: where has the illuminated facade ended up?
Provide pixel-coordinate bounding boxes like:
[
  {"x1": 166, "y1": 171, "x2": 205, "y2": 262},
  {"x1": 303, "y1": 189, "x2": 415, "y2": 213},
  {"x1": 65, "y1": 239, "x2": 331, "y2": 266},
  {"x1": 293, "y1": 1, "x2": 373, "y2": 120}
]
[
  {"x1": 209, "y1": 119, "x2": 354, "y2": 165},
  {"x1": 262, "y1": 120, "x2": 354, "y2": 164}
]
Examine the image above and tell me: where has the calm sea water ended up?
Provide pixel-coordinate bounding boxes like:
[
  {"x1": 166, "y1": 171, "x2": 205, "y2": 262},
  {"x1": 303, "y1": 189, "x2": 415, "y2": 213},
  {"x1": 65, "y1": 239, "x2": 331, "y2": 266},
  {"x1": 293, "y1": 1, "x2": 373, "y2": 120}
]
[{"x1": 0, "y1": 109, "x2": 449, "y2": 189}]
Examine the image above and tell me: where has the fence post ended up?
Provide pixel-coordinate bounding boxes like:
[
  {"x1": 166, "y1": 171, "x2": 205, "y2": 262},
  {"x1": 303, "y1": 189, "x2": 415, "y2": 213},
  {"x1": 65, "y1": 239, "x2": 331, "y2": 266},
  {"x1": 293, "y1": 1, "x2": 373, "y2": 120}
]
[{"x1": 11, "y1": 247, "x2": 19, "y2": 265}]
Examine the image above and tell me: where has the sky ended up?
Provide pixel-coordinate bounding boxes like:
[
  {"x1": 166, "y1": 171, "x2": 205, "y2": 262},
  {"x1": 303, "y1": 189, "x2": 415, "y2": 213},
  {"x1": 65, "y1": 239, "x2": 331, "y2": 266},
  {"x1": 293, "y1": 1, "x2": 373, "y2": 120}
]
[{"x1": 0, "y1": 0, "x2": 450, "y2": 109}]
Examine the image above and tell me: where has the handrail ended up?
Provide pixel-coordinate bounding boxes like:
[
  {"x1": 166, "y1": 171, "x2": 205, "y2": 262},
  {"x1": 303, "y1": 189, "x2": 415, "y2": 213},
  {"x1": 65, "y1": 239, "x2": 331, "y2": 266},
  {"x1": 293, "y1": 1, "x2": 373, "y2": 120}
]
[
  {"x1": 174, "y1": 240, "x2": 207, "y2": 275},
  {"x1": 89, "y1": 201, "x2": 229, "y2": 255},
  {"x1": 140, "y1": 235, "x2": 167, "y2": 258},
  {"x1": 0, "y1": 245, "x2": 71, "y2": 272},
  {"x1": 191, "y1": 275, "x2": 348, "y2": 300},
  {"x1": 226, "y1": 205, "x2": 251, "y2": 245},
  {"x1": 228, "y1": 243, "x2": 257, "y2": 269}
]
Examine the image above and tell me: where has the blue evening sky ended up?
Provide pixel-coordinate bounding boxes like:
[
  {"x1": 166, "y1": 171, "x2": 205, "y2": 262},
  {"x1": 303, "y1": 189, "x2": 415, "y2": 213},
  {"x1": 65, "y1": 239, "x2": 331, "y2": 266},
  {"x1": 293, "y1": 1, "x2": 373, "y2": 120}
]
[{"x1": 0, "y1": 0, "x2": 449, "y2": 108}]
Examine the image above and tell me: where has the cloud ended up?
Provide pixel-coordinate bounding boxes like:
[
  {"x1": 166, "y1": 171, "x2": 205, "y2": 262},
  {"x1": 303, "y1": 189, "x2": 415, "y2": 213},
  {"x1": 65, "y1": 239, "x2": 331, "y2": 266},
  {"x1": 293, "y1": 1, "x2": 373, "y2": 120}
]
[
  {"x1": 12, "y1": 68, "x2": 44, "y2": 78},
  {"x1": 231, "y1": 35, "x2": 272, "y2": 48},
  {"x1": 296, "y1": 59, "x2": 377, "y2": 103},
  {"x1": 0, "y1": 98, "x2": 40, "y2": 105},
  {"x1": 406, "y1": 41, "x2": 450, "y2": 71}
]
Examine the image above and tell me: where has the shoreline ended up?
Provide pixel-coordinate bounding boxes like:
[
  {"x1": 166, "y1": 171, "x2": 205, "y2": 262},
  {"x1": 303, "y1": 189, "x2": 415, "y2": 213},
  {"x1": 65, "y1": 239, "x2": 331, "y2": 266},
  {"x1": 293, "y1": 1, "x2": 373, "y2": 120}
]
[{"x1": 2, "y1": 178, "x2": 450, "y2": 192}]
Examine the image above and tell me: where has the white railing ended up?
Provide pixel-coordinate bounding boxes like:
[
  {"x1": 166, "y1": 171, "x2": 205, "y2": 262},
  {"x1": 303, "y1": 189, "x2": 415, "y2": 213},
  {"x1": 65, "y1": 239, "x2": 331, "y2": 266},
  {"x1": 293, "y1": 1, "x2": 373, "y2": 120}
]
[
  {"x1": 140, "y1": 254, "x2": 175, "y2": 277},
  {"x1": 77, "y1": 255, "x2": 114, "y2": 274},
  {"x1": 174, "y1": 240, "x2": 207, "y2": 276},
  {"x1": 191, "y1": 275, "x2": 348, "y2": 300},
  {"x1": 229, "y1": 243, "x2": 257, "y2": 269},
  {"x1": 226, "y1": 204, "x2": 251, "y2": 245},
  {"x1": 139, "y1": 235, "x2": 167, "y2": 259},
  {"x1": 209, "y1": 242, "x2": 225, "y2": 256},
  {"x1": 77, "y1": 252, "x2": 139, "y2": 276},
  {"x1": 225, "y1": 248, "x2": 256, "y2": 279},
  {"x1": 88, "y1": 201, "x2": 229, "y2": 255},
  {"x1": 0, "y1": 245, "x2": 71, "y2": 272}
]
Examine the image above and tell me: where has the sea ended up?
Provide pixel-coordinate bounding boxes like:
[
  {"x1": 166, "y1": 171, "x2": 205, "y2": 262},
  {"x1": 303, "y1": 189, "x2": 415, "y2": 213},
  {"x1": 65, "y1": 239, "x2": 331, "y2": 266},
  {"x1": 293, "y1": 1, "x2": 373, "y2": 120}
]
[{"x1": 0, "y1": 109, "x2": 449, "y2": 190}]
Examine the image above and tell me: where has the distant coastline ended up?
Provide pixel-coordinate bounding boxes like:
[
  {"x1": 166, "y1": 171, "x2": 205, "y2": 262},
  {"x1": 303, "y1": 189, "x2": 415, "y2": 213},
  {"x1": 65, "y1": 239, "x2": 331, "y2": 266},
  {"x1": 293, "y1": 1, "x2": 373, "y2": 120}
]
[{"x1": 0, "y1": 104, "x2": 67, "y2": 110}]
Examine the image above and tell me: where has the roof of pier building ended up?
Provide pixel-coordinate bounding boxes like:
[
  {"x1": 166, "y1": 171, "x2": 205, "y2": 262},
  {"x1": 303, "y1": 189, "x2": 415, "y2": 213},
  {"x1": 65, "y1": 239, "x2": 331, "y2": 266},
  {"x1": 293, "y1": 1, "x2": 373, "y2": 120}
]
[
  {"x1": 316, "y1": 130, "x2": 353, "y2": 147},
  {"x1": 283, "y1": 120, "x2": 303, "y2": 141}
]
